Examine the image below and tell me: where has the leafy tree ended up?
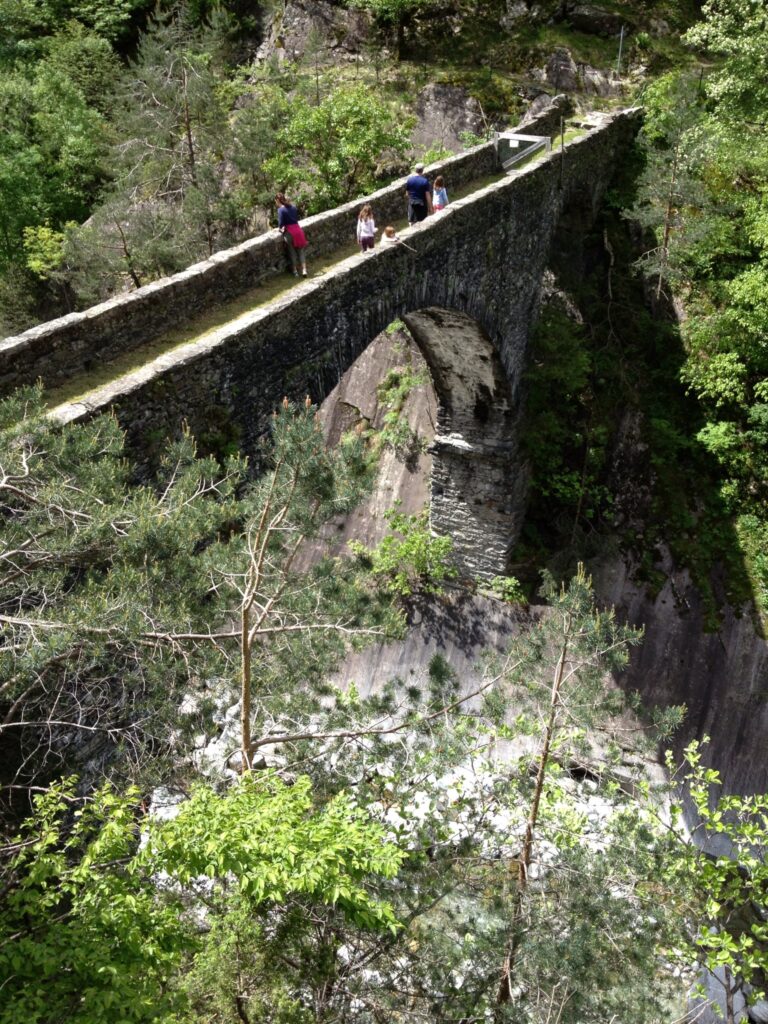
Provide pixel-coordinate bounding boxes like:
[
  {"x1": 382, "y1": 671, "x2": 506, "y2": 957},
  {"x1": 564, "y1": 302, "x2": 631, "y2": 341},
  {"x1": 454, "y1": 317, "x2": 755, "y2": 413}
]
[
  {"x1": 493, "y1": 566, "x2": 646, "y2": 1015},
  {"x1": 0, "y1": 773, "x2": 402, "y2": 1024},
  {"x1": 229, "y1": 74, "x2": 294, "y2": 219},
  {"x1": 685, "y1": 0, "x2": 768, "y2": 124},
  {"x1": 0, "y1": 61, "x2": 107, "y2": 272},
  {"x1": 262, "y1": 85, "x2": 413, "y2": 213},
  {"x1": 192, "y1": 398, "x2": 403, "y2": 769},
  {"x1": 0, "y1": 496, "x2": 690, "y2": 1024},
  {"x1": 203, "y1": 568, "x2": 682, "y2": 1024},
  {"x1": 101, "y1": 16, "x2": 233, "y2": 257},
  {"x1": 0, "y1": 779, "x2": 187, "y2": 1024},
  {"x1": 40, "y1": 25, "x2": 122, "y2": 112},
  {"x1": 629, "y1": 4, "x2": 768, "y2": 615},
  {"x1": 60, "y1": 13, "x2": 318, "y2": 304},
  {"x1": 0, "y1": 25, "x2": 116, "y2": 329},
  {"x1": 662, "y1": 740, "x2": 768, "y2": 1024}
]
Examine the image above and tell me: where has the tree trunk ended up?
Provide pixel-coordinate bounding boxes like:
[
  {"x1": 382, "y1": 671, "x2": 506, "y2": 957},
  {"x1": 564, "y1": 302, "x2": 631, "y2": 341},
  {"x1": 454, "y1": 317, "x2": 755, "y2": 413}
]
[
  {"x1": 724, "y1": 965, "x2": 736, "y2": 1024},
  {"x1": 241, "y1": 604, "x2": 252, "y2": 771},
  {"x1": 181, "y1": 64, "x2": 198, "y2": 189},
  {"x1": 396, "y1": 16, "x2": 405, "y2": 61},
  {"x1": 495, "y1": 620, "x2": 572, "y2": 1014},
  {"x1": 657, "y1": 145, "x2": 679, "y2": 301},
  {"x1": 114, "y1": 219, "x2": 142, "y2": 290}
]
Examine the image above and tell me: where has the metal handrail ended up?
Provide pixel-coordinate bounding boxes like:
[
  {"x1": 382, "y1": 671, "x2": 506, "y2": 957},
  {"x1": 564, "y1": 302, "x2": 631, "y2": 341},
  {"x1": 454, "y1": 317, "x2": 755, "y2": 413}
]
[{"x1": 496, "y1": 132, "x2": 552, "y2": 173}]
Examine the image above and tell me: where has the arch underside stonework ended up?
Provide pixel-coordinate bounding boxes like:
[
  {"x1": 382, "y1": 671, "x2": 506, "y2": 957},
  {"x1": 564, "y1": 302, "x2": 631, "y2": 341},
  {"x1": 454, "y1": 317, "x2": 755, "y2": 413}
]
[{"x1": 403, "y1": 308, "x2": 525, "y2": 581}]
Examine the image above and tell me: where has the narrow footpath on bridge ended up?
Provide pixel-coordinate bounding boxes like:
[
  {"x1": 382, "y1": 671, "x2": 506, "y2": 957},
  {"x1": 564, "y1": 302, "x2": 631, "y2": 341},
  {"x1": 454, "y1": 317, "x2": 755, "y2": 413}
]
[{"x1": 42, "y1": 136, "x2": 577, "y2": 414}]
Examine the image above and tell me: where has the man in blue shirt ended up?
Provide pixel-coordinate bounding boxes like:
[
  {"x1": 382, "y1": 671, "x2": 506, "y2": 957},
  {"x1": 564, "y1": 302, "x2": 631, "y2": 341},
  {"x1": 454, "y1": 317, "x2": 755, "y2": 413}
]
[{"x1": 405, "y1": 162, "x2": 433, "y2": 225}]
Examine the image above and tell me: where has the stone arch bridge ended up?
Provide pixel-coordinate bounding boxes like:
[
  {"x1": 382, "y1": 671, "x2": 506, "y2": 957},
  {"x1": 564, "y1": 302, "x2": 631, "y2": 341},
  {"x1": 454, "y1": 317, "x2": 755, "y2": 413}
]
[{"x1": 0, "y1": 108, "x2": 641, "y2": 579}]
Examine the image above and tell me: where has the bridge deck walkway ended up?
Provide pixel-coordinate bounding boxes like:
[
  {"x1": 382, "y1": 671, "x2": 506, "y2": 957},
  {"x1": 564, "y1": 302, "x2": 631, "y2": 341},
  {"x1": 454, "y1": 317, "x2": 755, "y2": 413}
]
[
  {"x1": 45, "y1": 172, "x2": 510, "y2": 411},
  {"x1": 44, "y1": 161, "x2": 537, "y2": 413}
]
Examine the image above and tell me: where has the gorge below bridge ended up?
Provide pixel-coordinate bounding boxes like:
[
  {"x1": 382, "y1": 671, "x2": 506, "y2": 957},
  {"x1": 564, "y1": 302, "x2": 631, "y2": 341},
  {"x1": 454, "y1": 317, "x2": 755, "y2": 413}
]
[
  {"x1": 4, "y1": 100, "x2": 768, "y2": 861},
  {"x1": 1, "y1": 105, "x2": 641, "y2": 581}
]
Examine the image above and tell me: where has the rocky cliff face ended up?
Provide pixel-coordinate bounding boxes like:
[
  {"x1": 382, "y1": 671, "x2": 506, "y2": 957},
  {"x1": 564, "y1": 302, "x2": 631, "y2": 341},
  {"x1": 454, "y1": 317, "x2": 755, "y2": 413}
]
[
  {"x1": 595, "y1": 552, "x2": 768, "y2": 797},
  {"x1": 318, "y1": 291, "x2": 768, "y2": 803}
]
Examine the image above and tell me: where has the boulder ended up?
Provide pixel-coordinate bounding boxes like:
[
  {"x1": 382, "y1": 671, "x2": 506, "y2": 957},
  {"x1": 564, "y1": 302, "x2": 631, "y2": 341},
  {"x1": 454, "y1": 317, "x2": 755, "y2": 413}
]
[
  {"x1": 544, "y1": 48, "x2": 622, "y2": 97},
  {"x1": 519, "y1": 93, "x2": 574, "y2": 134},
  {"x1": 522, "y1": 91, "x2": 558, "y2": 120},
  {"x1": 545, "y1": 47, "x2": 579, "y2": 91},
  {"x1": 411, "y1": 83, "x2": 486, "y2": 154},
  {"x1": 503, "y1": 0, "x2": 529, "y2": 26},
  {"x1": 750, "y1": 1002, "x2": 768, "y2": 1024},
  {"x1": 579, "y1": 64, "x2": 622, "y2": 97},
  {"x1": 567, "y1": 3, "x2": 624, "y2": 36},
  {"x1": 649, "y1": 17, "x2": 671, "y2": 37}
]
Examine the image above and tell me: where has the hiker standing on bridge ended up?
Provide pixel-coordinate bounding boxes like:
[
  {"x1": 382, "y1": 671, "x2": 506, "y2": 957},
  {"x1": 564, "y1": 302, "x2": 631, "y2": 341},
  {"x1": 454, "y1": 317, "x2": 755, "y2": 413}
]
[
  {"x1": 433, "y1": 175, "x2": 449, "y2": 211},
  {"x1": 356, "y1": 204, "x2": 377, "y2": 253},
  {"x1": 405, "y1": 163, "x2": 433, "y2": 225},
  {"x1": 276, "y1": 193, "x2": 308, "y2": 277}
]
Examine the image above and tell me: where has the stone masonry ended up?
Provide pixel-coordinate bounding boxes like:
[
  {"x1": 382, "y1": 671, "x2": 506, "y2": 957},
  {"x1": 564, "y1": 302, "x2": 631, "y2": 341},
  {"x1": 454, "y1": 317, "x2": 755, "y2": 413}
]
[{"x1": 4, "y1": 108, "x2": 642, "y2": 581}]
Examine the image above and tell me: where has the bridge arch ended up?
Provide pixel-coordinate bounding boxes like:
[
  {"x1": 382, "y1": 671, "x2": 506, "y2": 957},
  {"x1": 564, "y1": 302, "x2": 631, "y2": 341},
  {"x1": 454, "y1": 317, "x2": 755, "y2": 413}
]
[
  {"x1": 400, "y1": 308, "x2": 523, "y2": 581},
  {"x1": 45, "y1": 110, "x2": 641, "y2": 583}
]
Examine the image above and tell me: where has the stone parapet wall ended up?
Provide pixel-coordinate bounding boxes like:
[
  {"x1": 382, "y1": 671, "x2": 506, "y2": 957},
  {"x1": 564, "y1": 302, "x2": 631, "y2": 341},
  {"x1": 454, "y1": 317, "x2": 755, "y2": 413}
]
[
  {"x1": 52, "y1": 109, "x2": 641, "y2": 441},
  {"x1": 0, "y1": 142, "x2": 499, "y2": 396}
]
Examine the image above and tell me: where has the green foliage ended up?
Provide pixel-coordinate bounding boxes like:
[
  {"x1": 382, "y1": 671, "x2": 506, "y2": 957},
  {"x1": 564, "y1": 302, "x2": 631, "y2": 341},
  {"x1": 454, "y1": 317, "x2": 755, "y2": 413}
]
[
  {"x1": 0, "y1": 779, "x2": 188, "y2": 1024},
  {"x1": 630, "y1": 2, "x2": 768, "y2": 618},
  {"x1": 487, "y1": 574, "x2": 526, "y2": 604},
  {"x1": 0, "y1": 773, "x2": 402, "y2": 1024},
  {"x1": 0, "y1": 558, "x2": 696, "y2": 1023},
  {"x1": 346, "y1": 0, "x2": 441, "y2": 59},
  {"x1": 375, "y1": 360, "x2": 429, "y2": 464},
  {"x1": 417, "y1": 141, "x2": 452, "y2": 163},
  {"x1": 459, "y1": 128, "x2": 493, "y2": 148},
  {"x1": 152, "y1": 773, "x2": 402, "y2": 929},
  {"x1": 685, "y1": 0, "x2": 768, "y2": 123},
  {"x1": 351, "y1": 506, "x2": 456, "y2": 595},
  {"x1": 517, "y1": 300, "x2": 613, "y2": 556},
  {"x1": 263, "y1": 84, "x2": 413, "y2": 213},
  {"x1": 662, "y1": 739, "x2": 768, "y2": 1017},
  {"x1": 61, "y1": 14, "x2": 239, "y2": 301},
  {"x1": 0, "y1": 57, "x2": 109, "y2": 270},
  {"x1": 22, "y1": 223, "x2": 67, "y2": 278},
  {"x1": 0, "y1": 0, "x2": 151, "y2": 52},
  {"x1": 347, "y1": 0, "x2": 433, "y2": 25}
]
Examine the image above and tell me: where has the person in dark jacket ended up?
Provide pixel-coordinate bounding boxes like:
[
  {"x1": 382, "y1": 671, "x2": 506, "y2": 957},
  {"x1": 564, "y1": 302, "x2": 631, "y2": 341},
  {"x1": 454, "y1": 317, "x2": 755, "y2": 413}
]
[
  {"x1": 405, "y1": 163, "x2": 433, "y2": 225},
  {"x1": 276, "y1": 193, "x2": 308, "y2": 277}
]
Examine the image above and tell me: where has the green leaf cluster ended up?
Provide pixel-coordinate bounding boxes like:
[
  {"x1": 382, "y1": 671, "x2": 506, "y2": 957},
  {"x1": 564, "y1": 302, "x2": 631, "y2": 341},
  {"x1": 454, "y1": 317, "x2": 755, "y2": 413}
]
[
  {"x1": 262, "y1": 85, "x2": 413, "y2": 214},
  {"x1": 0, "y1": 773, "x2": 402, "y2": 1024},
  {"x1": 351, "y1": 506, "x2": 457, "y2": 596},
  {"x1": 662, "y1": 740, "x2": 768, "y2": 1012}
]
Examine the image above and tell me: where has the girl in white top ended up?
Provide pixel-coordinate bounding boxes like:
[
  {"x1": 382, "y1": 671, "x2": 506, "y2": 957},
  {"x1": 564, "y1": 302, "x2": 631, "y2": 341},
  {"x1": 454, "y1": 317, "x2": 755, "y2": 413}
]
[
  {"x1": 380, "y1": 225, "x2": 400, "y2": 246},
  {"x1": 356, "y1": 204, "x2": 376, "y2": 253}
]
